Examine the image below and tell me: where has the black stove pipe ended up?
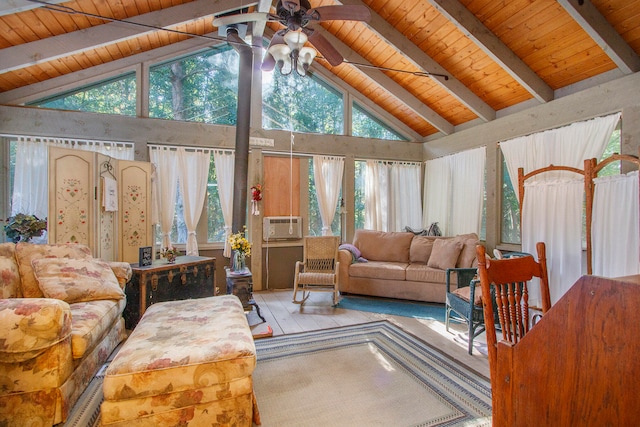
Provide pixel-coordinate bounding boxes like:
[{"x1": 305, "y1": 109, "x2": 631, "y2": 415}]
[{"x1": 227, "y1": 27, "x2": 253, "y2": 235}]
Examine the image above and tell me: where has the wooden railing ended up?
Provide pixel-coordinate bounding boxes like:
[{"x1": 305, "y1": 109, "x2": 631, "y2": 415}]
[{"x1": 490, "y1": 274, "x2": 640, "y2": 426}]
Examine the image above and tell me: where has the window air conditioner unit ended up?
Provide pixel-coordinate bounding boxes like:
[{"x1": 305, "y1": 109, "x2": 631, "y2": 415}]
[{"x1": 263, "y1": 216, "x2": 303, "y2": 241}]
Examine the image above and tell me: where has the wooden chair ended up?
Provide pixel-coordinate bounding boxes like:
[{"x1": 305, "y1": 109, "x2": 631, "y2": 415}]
[
  {"x1": 445, "y1": 267, "x2": 483, "y2": 355},
  {"x1": 293, "y1": 236, "x2": 341, "y2": 305},
  {"x1": 476, "y1": 242, "x2": 552, "y2": 383}
]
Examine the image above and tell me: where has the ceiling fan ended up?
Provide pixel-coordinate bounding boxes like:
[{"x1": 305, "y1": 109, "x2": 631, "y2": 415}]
[{"x1": 213, "y1": 0, "x2": 371, "y2": 71}]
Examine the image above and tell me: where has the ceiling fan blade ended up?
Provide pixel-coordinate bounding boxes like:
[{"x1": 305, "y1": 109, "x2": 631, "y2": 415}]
[
  {"x1": 261, "y1": 32, "x2": 286, "y2": 72},
  {"x1": 306, "y1": 29, "x2": 344, "y2": 67},
  {"x1": 213, "y1": 12, "x2": 270, "y2": 27},
  {"x1": 307, "y1": 5, "x2": 371, "y2": 22}
]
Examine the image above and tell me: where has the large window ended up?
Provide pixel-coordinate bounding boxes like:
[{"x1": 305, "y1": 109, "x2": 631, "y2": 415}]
[
  {"x1": 354, "y1": 160, "x2": 366, "y2": 230},
  {"x1": 262, "y1": 73, "x2": 343, "y2": 134},
  {"x1": 499, "y1": 124, "x2": 622, "y2": 245},
  {"x1": 149, "y1": 47, "x2": 239, "y2": 124},
  {"x1": 30, "y1": 73, "x2": 136, "y2": 115},
  {"x1": 352, "y1": 103, "x2": 406, "y2": 141}
]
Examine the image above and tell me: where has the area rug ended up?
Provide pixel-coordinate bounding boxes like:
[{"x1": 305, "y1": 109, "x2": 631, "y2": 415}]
[
  {"x1": 336, "y1": 295, "x2": 446, "y2": 321},
  {"x1": 253, "y1": 321, "x2": 492, "y2": 426}
]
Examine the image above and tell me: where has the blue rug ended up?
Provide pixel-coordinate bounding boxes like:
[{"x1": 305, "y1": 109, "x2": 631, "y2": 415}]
[{"x1": 337, "y1": 295, "x2": 446, "y2": 321}]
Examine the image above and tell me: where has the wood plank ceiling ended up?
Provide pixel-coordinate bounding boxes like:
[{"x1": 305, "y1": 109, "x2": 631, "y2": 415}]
[{"x1": 1, "y1": 0, "x2": 639, "y2": 142}]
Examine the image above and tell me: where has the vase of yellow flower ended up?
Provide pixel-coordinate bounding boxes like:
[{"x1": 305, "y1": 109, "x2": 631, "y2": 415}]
[{"x1": 229, "y1": 227, "x2": 251, "y2": 273}]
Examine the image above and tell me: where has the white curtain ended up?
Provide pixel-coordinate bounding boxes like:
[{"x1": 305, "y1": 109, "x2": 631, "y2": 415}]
[
  {"x1": 500, "y1": 113, "x2": 621, "y2": 305},
  {"x1": 423, "y1": 147, "x2": 485, "y2": 236},
  {"x1": 449, "y1": 147, "x2": 486, "y2": 235},
  {"x1": 149, "y1": 146, "x2": 179, "y2": 249},
  {"x1": 11, "y1": 137, "x2": 51, "y2": 219},
  {"x1": 365, "y1": 161, "x2": 421, "y2": 232},
  {"x1": 313, "y1": 156, "x2": 344, "y2": 236},
  {"x1": 365, "y1": 161, "x2": 387, "y2": 231},
  {"x1": 523, "y1": 179, "x2": 584, "y2": 305},
  {"x1": 213, "y1": 150, "x2": 235, "y2": 257},
  {"x1": 390, "y1": 162, "x2": 422, "y2": 231},
  {"x1": 177, "y1": 148, "x2": 211, "y2": 256},
  {"x1": 423, "y1": 156, "x2": 451, "y2": 234},
  {"x1": 592, "y1": 171, "x2": 640, "y2": 277}
]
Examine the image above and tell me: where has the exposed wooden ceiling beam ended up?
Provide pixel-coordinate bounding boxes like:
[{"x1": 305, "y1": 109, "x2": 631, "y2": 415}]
[
  {"x1": 310, "y1": 28, "x2": 454, "y2": 135},
  {"x1": 425, "y1": 0, "x2": 553, "y2": 103},
  {"x1": 0, "y1": 0, "x2": 248, "y2": 74},
  {"x1": 338, "y1": 0, "x2": 495, "y2": 122},
  {"x1": 251, "y1": 0, "x2": 273, "y2": 38},
  {"x1": 0, "y1": 0, "x2": 67, "y2": 17},
  {"x1": 558, "y1": 0, "x2": 640, "y2": 74}
]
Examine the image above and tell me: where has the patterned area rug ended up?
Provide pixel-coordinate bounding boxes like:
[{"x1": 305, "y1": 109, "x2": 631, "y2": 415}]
[
  {"x1": 336, "y1": 295, "x2": 446, "y2": 321},
  {"x1": 253, "y1": 321, "x2": 492, "y2": 426},
  {"x1": 64, "y1": 321, "x2": 491, "y2": 426}
]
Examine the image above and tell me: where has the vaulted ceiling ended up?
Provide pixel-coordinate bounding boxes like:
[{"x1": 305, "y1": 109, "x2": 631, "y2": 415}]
[{"x1": 1, "y1": 0, "x2": 639, "y2": 143}]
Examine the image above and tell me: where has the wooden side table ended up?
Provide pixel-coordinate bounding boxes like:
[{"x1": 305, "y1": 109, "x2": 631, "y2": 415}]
[
  {"x1": 124, "y1": 256, "x2": 216, "y2": 329},
  {"x1": 225, "y1": 267, "x2": 266, "y2": 322}
]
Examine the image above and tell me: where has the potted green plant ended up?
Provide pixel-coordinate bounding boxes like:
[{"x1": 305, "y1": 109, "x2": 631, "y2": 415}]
[{"x1": 4, "y1": 214, "x2": 47, "y2": 243}]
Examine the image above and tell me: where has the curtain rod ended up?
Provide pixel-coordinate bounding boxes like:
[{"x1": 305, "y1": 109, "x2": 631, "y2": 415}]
[
  {"x1": 148, "y1": 143, "x2": 221, "y2": 152},
  {"x1": 1, "y1": 134, "x2": 134, "y2": 146}
]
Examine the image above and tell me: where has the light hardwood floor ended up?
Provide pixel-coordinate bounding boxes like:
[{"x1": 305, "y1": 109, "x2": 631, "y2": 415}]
[{"x1": 249, "y1": 290, "x2": 490, "y2": 378}]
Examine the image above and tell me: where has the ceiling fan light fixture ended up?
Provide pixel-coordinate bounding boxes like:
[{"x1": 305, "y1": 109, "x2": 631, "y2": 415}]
[{"x1": 283, "y1": 30, "x2": 308, "y2": 51}]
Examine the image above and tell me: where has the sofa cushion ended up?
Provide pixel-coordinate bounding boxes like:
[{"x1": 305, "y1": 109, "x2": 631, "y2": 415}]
[
  {"x1": 427, "y1": 239, "x2": 464, "y2": 270},
  {"x1": 15, "y1": 242, "x2": 93, "y2": 298},
  {"x1": 349, "y1": 261, "x2": 407, "y2": 280},
  {"x1": 0, "y1": 244, "x2": 20, "y2": 298},
  {"x1": 353, "y1": 230, "x2": 414, "y2": 263},
  {"x1": 0, "y1": 298, "x2": 72, "y2": 363},
  {"x1": 69, "y1": 299, "x2": 126, "y2": 359},
  {"x1": 32, "y1": 257, "x2": 125, "y2": 304},
  {"x1": 409, "y1": 236, "x2": 437, "y2": 264},
  {"x1": 405, "y1": 264, "x2": 448, "y2": 283},
  {"x1": 455, "y1": 233, "x2": 480, "y2": 268}
]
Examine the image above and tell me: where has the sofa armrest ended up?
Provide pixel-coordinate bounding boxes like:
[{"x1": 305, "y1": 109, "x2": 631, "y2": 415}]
[
  {"x1": 109, "y1": 261, "x2": 133, "y2": 289},
  {"x1": 338, "y1": 250, "x2": 352, "y2": 290},
  {"x1": 0, "y1": 298, "x2": 72, "y2": 363}
]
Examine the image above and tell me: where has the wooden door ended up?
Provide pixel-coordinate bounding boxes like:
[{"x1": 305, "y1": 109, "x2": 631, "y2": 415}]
[
  {"x1": 118, "y1": 160, "x2": 152, "y2": 263},
  {"x1": 48, "y1": 147, "x2": 95, "y2": 248}
]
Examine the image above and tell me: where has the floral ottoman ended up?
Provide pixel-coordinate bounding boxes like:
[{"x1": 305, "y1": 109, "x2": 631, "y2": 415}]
[{"x1": 101, "y1": 295, "x2": 260, "y2": 426}]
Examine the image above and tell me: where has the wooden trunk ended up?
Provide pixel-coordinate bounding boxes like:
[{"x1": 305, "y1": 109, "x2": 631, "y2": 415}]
[{"x1": 124, "y1": 256, "x2": 216, "y2": 329}]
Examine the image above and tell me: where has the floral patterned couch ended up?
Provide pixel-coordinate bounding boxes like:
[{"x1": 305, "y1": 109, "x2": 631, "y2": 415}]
[{"x1": 0, "y1": 242, "x2": 132, "y2": 426}]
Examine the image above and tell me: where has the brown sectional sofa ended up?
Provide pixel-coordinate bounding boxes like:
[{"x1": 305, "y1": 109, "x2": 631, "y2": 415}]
[{"x1": 338, "y1": 229, "x2": 479, "y2": 304}]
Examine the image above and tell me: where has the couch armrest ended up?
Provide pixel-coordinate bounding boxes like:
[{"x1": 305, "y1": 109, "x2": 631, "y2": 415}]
[
  {"x1": 338, "y1": 250, "x2": 352, "y2": 291},
  {"x1": 109, "y1": 261, "x2": 133, "y2": 289},
  {"x1": 0, "y1": 298, "x2": 72, "y2": 363}
]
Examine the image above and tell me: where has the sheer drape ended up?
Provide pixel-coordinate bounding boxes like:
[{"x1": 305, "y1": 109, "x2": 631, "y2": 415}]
[
  {"x1": 423, "y1": 156, "x2": 451, "y2": 234},
  {"x1": 390, "y1": 163, "x2": 422, "y2": 231},
  {"x1": 592, "y1": 171, "x2": 640, "y2": 277},
  {"x1": 177, "y1": 148, "x2": 211, "y2": 256},
  {"x1": 423, "y1": 147, "x2": 485, "y2": 236},
  {"x1": 213, "y1": 150, "x2": 235, "y2": 257},
  {"x1": 365, "y1": 161, "x2": 387, "y2": 231},
  {"x1": 149, "y1": 146, "x2": 179, "y2": 249},
  {"x1": 313, "y1": 156, "x2": 344, "y2": 235},
  {"x1": 365, "y1": 161, "x2": 421, "y2": 232},
  {"x1": 11, "y1": 138, "x2": 51, "y2": 218},
  {"x1": 449, "y1": 147, "x2": 486, "y2": 235},
  {"x1": 523, "y1": 179, "x2": 584, "y2": 304},
  {"x1": 500, "y1": 113, "x2": 621, "y2": 305}
]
